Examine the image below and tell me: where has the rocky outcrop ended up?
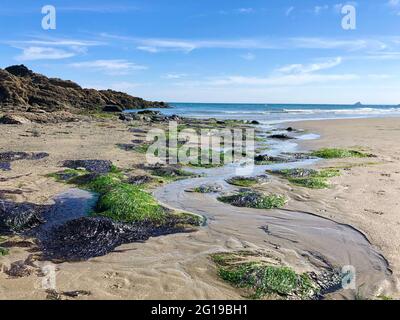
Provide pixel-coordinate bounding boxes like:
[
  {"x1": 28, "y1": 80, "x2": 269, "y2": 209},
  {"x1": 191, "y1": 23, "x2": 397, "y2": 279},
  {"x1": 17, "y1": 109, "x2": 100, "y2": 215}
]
[{"x1": 0, "y1": 65, "x2": 167, "y2": 114}]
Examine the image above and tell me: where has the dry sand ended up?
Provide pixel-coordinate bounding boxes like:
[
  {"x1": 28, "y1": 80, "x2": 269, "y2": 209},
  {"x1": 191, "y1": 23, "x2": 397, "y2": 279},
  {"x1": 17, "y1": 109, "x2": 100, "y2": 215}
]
[{"x1": 0, "y1": 116, "x2": 399, "y2": 300}]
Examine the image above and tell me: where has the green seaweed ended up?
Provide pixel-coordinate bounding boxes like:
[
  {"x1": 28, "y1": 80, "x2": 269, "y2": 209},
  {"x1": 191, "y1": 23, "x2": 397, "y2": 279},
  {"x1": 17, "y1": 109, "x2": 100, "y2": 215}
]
[
  {"x1": 311, "y1": 148, "x2": 372, "y2": 159},
  {"x1": 211, "y1": 252, "x2": 318, "y2": 299},
  {"x1": 0, "y1": 247, "x2": 9, "y2": 256},
  {"x1": 271, "y1": 168, "x2": 341, "y2": 189}
]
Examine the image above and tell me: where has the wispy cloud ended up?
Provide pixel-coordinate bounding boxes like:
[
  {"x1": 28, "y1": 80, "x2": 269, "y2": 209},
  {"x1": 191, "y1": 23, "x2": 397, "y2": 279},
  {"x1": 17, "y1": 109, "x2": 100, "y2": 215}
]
[
  {"x1": 314, "y1": 5, "x2": 329, "y2": 15},
  {"x1": 9, "y1": 37, "x2": 104, "y2": 61},
  {"x1": 173, "y1": 57, "x2": 356, "y2": 88},
  {"x1": 57, "y1": 5, "x2": 139, "y2": 13},
  {"x1": 277, "y1": 57, "x2": 342, "y2": 73},
  {"x1": 387, "y1": 0, "x2": 400, "y2": 14},
  {"x1": 69, "y1": 59, "x2": 147, "y2": 75},
  {"x1": 285, "y1": 6, "x2": 295, "y2": 16},
  {"x1": 99, "y1": 33, "x2": 392, "y2": 54},
  {"x1": 240, "y1": 53, "x2": 256, "y2": 61},
  {"x1": 162, "y1": 73, "x2": 187, "y2": 79},
  {"x1": 16, "y1": 47, "x2": 77, "y2": 61}
]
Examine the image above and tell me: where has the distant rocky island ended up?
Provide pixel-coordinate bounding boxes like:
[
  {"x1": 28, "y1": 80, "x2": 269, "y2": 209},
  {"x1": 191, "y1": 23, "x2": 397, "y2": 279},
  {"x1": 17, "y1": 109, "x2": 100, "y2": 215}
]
[{"x1": 0, "y1": 65, "x2": 167, "y2": 124}]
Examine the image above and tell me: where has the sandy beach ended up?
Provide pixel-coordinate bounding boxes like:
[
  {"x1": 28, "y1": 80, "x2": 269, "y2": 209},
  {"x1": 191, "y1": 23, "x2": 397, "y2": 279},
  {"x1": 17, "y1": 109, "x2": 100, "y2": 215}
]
[{"x1": 1, "y1": 116, "x2": 399, "y2": 300}]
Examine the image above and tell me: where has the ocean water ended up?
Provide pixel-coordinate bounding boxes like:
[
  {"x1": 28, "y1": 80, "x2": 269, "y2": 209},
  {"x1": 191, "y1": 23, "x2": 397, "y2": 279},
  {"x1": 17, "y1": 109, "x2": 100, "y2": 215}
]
[{"x1": 131, "y1": 103, "x2": 400, "y2": 124}]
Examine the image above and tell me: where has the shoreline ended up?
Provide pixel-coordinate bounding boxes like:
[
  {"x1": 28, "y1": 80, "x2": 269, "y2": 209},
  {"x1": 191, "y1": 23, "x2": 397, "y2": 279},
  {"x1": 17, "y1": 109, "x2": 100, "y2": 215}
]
[{"x1": 1, "y1": 115, "x2": 399, "y2": 299}]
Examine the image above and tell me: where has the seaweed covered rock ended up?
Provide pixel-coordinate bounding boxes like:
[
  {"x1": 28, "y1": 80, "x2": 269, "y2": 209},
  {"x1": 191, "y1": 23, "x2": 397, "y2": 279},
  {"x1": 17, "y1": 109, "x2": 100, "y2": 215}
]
[
  {"x1": 272, "y1": 168, "x2": 319, "y2": 178},
  {"x1": 218, "y1": 191, "x2": 286, "y2": 209},
  {"x1": 0, "y1": 201, "x2": 45, "y2": 233},
  {"x1": 189, "y1": 184, "x2": 223, "y2": 193},
  {"x1": 126, "y1": 175, "x2": 155, "y2": 186},
  {"x1": 254, "y1": 154, "x2": 289, "y2": 164},
  {"x1": 267, "y1": 134, "x2": 295, "y2": 140},
  {"x1": 226, "y1": 175, "x2": 270, "y2": 187},
  {"x1": 40, "y1": 215, "x2": 201, "y2": 261},
  {"x1": 0, "y1": 151, "x2": 49, "y2": 171},
  {"x1": 62, "y1": 160, "x2": 113, "y2": 174}
]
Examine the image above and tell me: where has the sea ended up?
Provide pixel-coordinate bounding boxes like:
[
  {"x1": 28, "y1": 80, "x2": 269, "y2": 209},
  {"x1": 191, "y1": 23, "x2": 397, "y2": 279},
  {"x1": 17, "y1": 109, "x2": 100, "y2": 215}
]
[{"x1": 128, "y1": 103, "x2": 400, "y2": 124}]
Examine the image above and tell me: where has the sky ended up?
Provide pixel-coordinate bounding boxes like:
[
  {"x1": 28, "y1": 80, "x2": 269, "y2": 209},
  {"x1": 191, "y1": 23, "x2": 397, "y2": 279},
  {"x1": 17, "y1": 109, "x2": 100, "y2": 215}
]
[{"x1": 1, "y1": 0, "x2": 400, "y2": 104}]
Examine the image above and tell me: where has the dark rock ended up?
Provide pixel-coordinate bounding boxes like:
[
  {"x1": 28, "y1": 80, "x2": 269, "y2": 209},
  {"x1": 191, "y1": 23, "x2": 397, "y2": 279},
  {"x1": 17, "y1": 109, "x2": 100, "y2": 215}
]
[
  {"x1": 5, "y1": 260, "x2": 35, "y2": 278},
  {"x1": 127, "y1": 175, "x2": 155, "y2": 185},
  {"x1": 5, "y1": 65, "x2": 33, "y2": 77},
  {"x1": 218, "y1": 191, "x2": 264, "y2": 208},
  {"x1": 251, "y1": 120, "x2": 260, "y2": 125},
  {"x1": 286, "y1": 127, "x2": 294, "y2": 132},
  {"x1": 254, "y1": 154, "x2": 289, "y2": 164},
  {"x1": 39, "y1": 216, "x2": 198, "y2": 262},
  {"x1": 271, "y1": 168, "x2": 318, "y2": 178},
  {"x1": 62, "y1": 160, "x2": 113, "y2": 174},
  {"x1": 0, "y1": 162, "x2": 11, "y2": 171},
  {"x1": 267, "y1": 134, "x2": 295, "y2": 140},
  {"x1": 0, "y1": 200, "x2": 45, "y2": 233},
  {"x1": 62, "y1": 290, "x2": 91, "y2": 298},
  {"x1": 188, "y1": 184, "x2": 223, "y2": 193},
  {"x1": 116, "y1": 143, "x2": 137, "y2": 151},
  {"x1": 137, "y1": 110, "x2": 161, "y2": 115},
  {"x1": 102, "y1": 105, "x2": 123, "y2": 112}
]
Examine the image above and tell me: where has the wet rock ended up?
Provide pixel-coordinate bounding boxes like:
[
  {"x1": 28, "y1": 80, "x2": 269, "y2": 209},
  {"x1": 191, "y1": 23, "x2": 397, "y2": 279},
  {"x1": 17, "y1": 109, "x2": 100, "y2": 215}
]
[
  {"x1": 251, "y1": 120, "x2": 260, "y2": 125},
  {"x1": 271, "y1": 168, "x2": 318, "y2": 178},
  {"x1": 226, "y1": 175, "x2": 270, "y2": 186},
  {"x1": 254, "y1": 154, "x2": 289, "y2": 164},
  {"x1": 267, "y1": 134, "x2": 295, "y2": 140},
  {"x1": 5, "y1": 260, "x2": 35, "y2": 278},
  {"x1": 116, "y1": 143, "x2": 137, "y2": 151},
  {"x1": 40, "y1": 216, "x2": 197, "y2": 261},
  {"x1": 219, "y1": 191, "x2": 263, "y2": 208},
  {"x1": 62, "y1": 290, "x2": 91, "y2": 298},
  {"x1": 286, "y1": 127, "x2": 294, "y2": 132},
  {"x1": 102, "y1": 105, "x2": 123, "y2": 112},
  {"x1": 0, "y1": 162, "x2": 11, "y2": 171},
  {"x1": 62, "y1": 160, "x2": 113, "y2": 174},
  {"x1": 0, "y1": 201, "x2": 45, "y2": 233},
  {"x1": 0, "y1": 151, "x2": 49, "y2": 162},
  {"x1": 188, "y1": 184, "x2": 223, "y2": 193},
  {"x1": 137, "y1": 110, "x2": 161, "y2": 116},
  {"x1": 149, "y1": 166, "x2": 194, "y2": 178},
  {"x1": 127, "y1": 175, "x2": 155, "y2": 185},
  {"x1": 281, "y1": 152, "x2": 317, "y2": 160}
]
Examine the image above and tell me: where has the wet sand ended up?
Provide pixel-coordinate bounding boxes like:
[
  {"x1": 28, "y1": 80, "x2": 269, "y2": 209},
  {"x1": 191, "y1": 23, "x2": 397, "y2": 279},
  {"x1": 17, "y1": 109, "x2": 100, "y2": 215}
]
[{"x1": 0, "y1": 117, "x2": 399, "y2": 299}]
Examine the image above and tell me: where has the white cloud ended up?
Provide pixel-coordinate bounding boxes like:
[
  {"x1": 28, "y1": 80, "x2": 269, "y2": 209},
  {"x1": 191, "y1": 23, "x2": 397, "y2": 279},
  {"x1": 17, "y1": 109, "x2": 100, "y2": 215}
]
[
  {"x1": 236, "y1": 8, "x2": 255, "y2": 14},
  {"x1": 69, "y1": 59, "x2": 147, "y2": 75},
  {"x1": 100, "y1": 34, "x2": 387, "y2": 53},
  {"x1": 16, "y1": 47, "x2": 77, "y2": 61},
  {"x1": 388, "y1": 0, "x2": 400, "y2": 7},
  {"x1": 57, "y1": 5, "x2": 139, "y2": 13},
  {"x1": 277, "y1": 57, "x2": 342, "y2": 74},
  {"x1": 10, "y1": 37, "x2": 104, "y2": 61},
  {"x1": 314, "y1": 5, "x2": 329, "y2": 14},
  {"x1": 208, "y1": 73, "x2": 359, "y2": 87},
  {"x1": 285, "y1": 6, "x2": 295, "y2": 16},
  {"x1": 240, "y1": 53, "x2": 256, "y2": 60},
  {"x1": 162, "y1": 73, "x2": 187, "y2": 79}
]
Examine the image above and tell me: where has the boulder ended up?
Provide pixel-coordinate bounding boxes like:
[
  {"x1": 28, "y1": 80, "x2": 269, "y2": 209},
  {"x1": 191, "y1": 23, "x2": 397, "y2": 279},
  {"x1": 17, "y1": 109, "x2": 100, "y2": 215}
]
[
  {"x1": 62, "y1": 160, "x2": 113, "y2": 174},
  {"x1": 102, "y1": 105, "x2": 123, "y2": 113}
]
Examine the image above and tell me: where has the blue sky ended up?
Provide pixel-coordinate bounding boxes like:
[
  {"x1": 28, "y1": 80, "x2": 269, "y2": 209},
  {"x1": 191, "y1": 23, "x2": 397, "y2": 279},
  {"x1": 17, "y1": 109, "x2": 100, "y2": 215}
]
[{"x1": 1, "y1": 0, "x2": 400, "y2": 104}]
